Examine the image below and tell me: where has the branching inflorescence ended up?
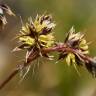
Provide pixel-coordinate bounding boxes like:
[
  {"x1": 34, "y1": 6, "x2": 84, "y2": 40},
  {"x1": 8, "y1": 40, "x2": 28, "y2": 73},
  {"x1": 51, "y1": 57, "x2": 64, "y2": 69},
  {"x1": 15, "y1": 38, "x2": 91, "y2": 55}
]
[{"x1": 0, "y1": 4, "x2": 96, "y2": 90}]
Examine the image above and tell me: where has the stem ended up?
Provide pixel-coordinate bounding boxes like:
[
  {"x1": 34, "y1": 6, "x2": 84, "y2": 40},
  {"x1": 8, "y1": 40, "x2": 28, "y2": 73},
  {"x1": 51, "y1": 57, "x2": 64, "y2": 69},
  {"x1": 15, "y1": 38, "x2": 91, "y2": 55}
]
[
  {"x1": 0, "y1": 44, "x2": 92, "y2": 90},
  {"x1": 0, "y1": 51, "x2": 39, "y2": 90},
  {"x1": 0, "y1": 68, "x2": 19, "y2": 89}
]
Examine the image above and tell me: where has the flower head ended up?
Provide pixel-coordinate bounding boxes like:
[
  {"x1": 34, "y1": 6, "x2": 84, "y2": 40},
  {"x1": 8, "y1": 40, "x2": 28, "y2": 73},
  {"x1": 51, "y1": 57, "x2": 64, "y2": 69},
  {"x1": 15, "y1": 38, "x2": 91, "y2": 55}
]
[
  {"x1": 58, "y1": 27, "x2": 90, "y2": 73},
  {"x1": 56, "y1": 27, "x2": 96, "y2": 77},
  {"x1": 65, "y1": 27, "x2": 89, "y2": 54},
  {"x1": 0, "y1": 4, "x2": 15, "y2": 27},
  {"x1": 14, "y1": 14, "x2": 56, "y2": 62}
]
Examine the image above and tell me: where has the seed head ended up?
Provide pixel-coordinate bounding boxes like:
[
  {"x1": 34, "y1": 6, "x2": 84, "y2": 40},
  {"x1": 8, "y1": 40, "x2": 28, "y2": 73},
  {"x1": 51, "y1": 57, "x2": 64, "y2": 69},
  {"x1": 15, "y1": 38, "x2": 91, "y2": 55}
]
[{"x1": 13, "y1": 14, "x2": 56, "y2": 62}]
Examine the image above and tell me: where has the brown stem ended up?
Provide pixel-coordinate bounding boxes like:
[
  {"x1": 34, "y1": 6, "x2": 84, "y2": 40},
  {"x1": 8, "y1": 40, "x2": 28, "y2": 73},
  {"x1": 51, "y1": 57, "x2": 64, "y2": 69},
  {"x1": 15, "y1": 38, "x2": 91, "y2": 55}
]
[
  {"x1": 0, "y1": 68, "x2": 19, "y2": 89},
  {"x1": 0, "y1": 51, "x2": 39, "y2": 90},
  {"x1": 0, "y1": 44, "x2": 92, "y2": 90}
]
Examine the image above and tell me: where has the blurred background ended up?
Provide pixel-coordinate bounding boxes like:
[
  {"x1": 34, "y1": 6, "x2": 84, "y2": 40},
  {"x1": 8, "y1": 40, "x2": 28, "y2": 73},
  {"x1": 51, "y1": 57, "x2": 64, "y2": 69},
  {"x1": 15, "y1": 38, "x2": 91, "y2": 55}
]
[{"x1": 0, "y1": 0, "x2": 96, "y2": 96}]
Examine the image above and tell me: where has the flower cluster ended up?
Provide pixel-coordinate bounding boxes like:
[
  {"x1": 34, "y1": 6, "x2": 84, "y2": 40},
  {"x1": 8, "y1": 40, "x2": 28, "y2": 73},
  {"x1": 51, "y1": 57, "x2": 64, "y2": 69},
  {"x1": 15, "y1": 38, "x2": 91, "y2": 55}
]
[
  {"x1": 58, "y1": 27, "x2": 96, "y2": 76},
  {"x1": 0, "y1": 4, "x2": 15, "y2": 27},
  {"x1": 14, "y1": 14, "x2": 56, "y2": 62},
  {"x1": 12, "y1": 12, "x2": 96, "y2": 76},
  {"x1": 1, "y1": 3, "x2": 96, "y2": 90},
  {"x1": 59, "y1": 27, "x2": 89, "y2": 64}
]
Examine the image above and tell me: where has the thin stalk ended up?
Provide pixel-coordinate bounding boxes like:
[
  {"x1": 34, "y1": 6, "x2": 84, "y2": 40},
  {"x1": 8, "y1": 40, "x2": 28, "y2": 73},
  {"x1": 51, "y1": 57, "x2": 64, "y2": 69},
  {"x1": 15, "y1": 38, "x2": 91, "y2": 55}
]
[{"x1": 0, "y1": 44, "x2": 92, "y2": 90}]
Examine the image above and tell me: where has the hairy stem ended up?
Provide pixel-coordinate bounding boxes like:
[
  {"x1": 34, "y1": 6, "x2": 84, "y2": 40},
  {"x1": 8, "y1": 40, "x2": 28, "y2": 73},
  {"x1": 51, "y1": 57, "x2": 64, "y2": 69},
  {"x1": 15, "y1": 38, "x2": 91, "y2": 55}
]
[
  {"x1": 0, "y1": 51, "x2": 39, "y2": 90},
  {"x1": 0, "y1": 44, "x2": 92, "y2": 90}
]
